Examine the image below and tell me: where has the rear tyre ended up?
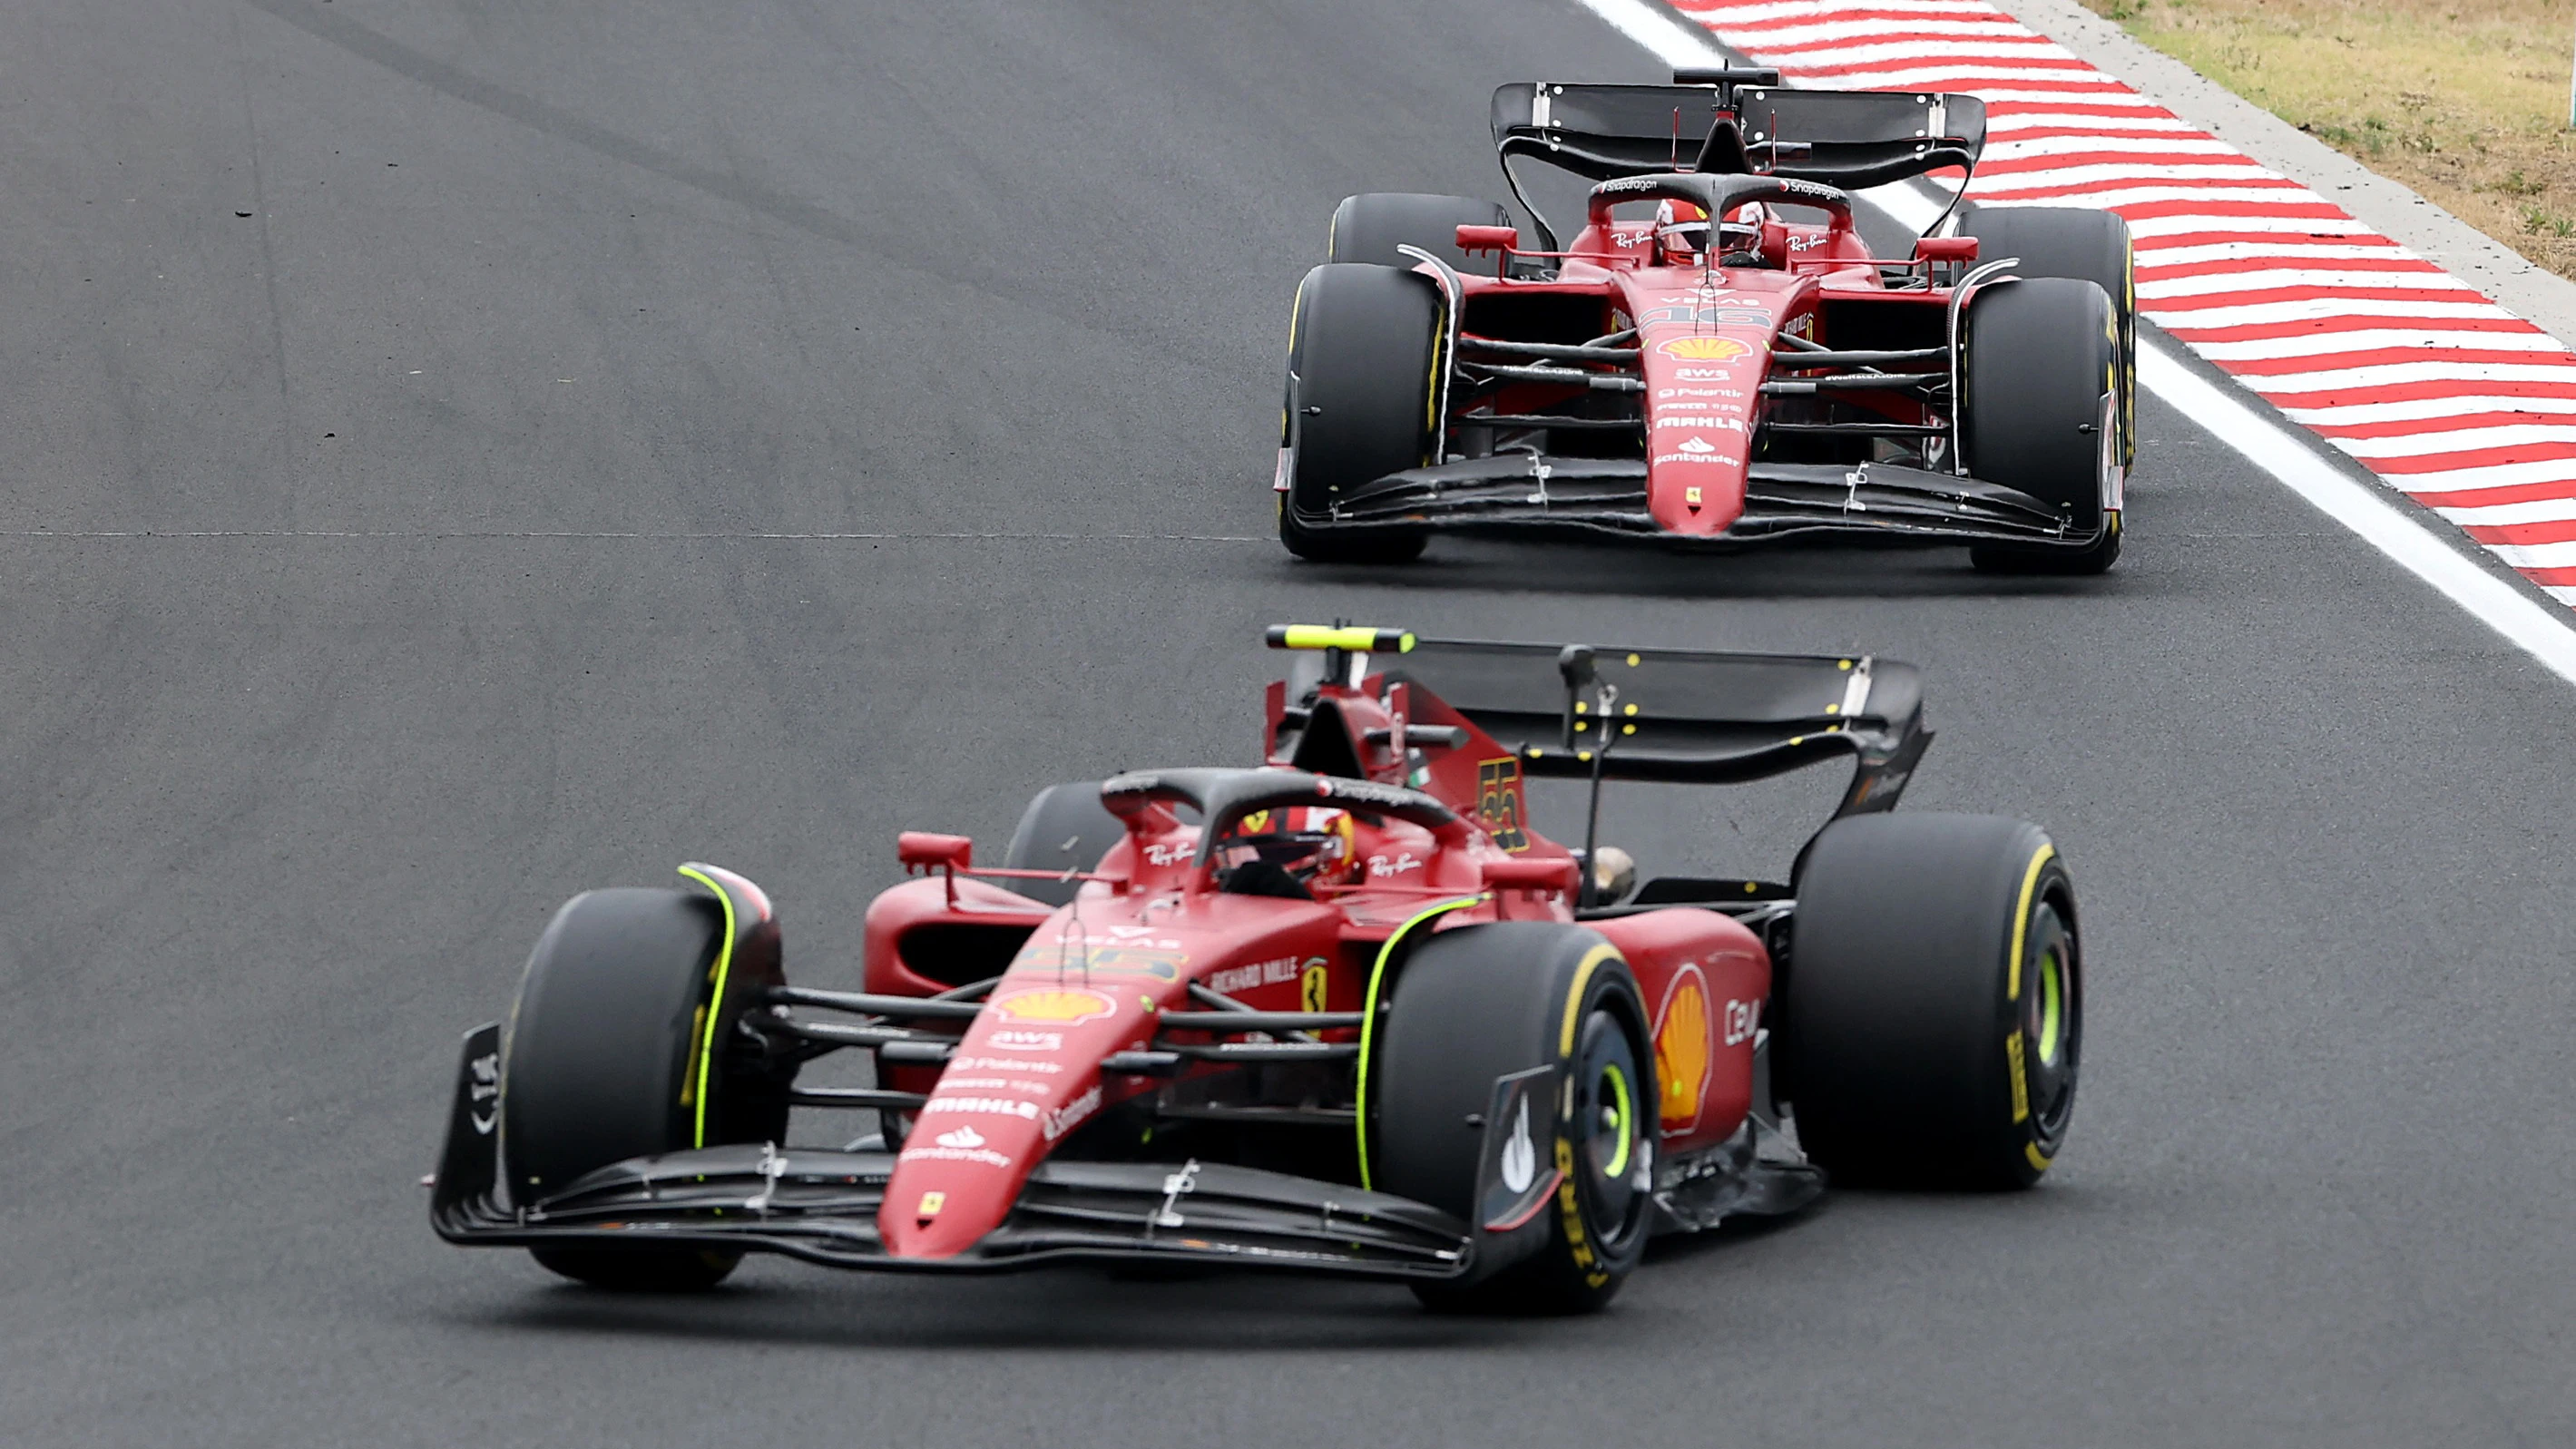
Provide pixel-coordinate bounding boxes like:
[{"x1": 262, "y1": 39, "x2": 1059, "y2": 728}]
[
  {"x1": 1328, "y1": 192, "x2": 1512, "y2": 270},
  {"x1": 1781, "y1": 813, "x2": 2081, "y2": 1190},
  {"x1": 1002, "y1": 782, "x2": 1121, "y2": 906},
  {"x1": 502, "y1": 886, "x2": 790, "y2": 1290},
  {"x1": 1960, "y1": 277, "x2": 2122, "y2": 576},
  {"x1": 1373, "y1": 923, "x2": 1655, "y2": 1315},
  {"x1": 1959, "y1": 203, "x2": 2136, "y2": 468}
]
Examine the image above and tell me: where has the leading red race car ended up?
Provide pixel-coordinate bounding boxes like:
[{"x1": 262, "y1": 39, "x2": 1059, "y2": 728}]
[
  {"x1": 1277, "y1": 67, "x2": 2136, "y2": 573},
  {"x1": 431, "y1": 624, "x2": 2086, "y2": 1312}
]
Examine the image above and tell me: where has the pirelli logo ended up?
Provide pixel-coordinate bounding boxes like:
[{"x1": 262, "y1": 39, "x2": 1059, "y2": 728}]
[{"x1": 1477, "y1": 758, "x2": 1531, "y2": 853}]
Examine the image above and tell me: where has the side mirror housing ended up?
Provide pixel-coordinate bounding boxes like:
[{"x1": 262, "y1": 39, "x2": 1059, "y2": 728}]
[
  {"x1": 1454, "y1": 223, "x2": 1521, "y2": 257},
  {"x1": 896, "y1": 832, "x2": 974, "y2": 873},
  {"x1": 1481, "y1": 857, "x2": 1577, "y2": 894}
]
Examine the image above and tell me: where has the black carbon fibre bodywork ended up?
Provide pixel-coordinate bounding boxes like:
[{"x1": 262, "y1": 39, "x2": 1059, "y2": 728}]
[{"x1": 1302, "y1": 455, "x2": 2099, "y2": 550}]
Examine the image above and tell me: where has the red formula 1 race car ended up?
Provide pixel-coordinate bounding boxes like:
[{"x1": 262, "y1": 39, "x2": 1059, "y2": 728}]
[
  {"x1": 1278, "y1": 67, "x2": 2136, "y2": 573},
  {"x1": 431, "y1": 625, "x2": 2085, "y2": 1312}
]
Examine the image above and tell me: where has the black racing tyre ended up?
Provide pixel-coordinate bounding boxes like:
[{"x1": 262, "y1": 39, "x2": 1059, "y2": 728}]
[
  {"x1": 1959, "y1": 277, "x2": 2122, "y2": 575},
  {"x1": 1278, "y1": 262, "x2": 1439, "y2": 564},
  {"x1": 503, "y1": 886, "x2": 791, "y2": 1290},
  {"x1": 1327, "y1": 192, "x2": 1512, "y2": 270},
  {"x1": 1373, "y1": 923, "x2": 1655, "y2": 1314},
  {"x1": 1002, "y1": 782, "x2": 1121, "y2": 906},
  {"x1": 1959, "y1": 203, "x2": 2136, "y2": 468},
  {"x1": 1781, "y1": 813, "x2": 2081, "y2": 1190}
]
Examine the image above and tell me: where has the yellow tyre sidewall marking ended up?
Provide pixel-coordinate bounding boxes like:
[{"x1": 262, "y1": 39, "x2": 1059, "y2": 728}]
[
  {"x1": 677, "y1": 865, "x2": 740, "y2": 1150},
  {"x1": 2002, "y1": 844, "x2": 2059, "y2": 1150},
  {"x1": 1555, "y1": 941, "x2": 1625, "y2": 1287}
]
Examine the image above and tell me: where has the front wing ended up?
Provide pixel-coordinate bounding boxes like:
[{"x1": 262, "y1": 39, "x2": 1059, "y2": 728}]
[
  {"x1": 1295, "y1": 455, "x2": 2106, "y2": 549},
  {"x1": 429, "y1": 1025, "x2": 1474, "y2": 1280}
]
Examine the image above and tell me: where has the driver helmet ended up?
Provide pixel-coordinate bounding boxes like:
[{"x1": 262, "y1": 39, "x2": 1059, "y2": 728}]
[
  {"x1": 1652, "y1": 199, "x2": 1712, "y2": 260},
  {"x1": 1217, "y1": 806, "x2": 1360, "y2": 888},
  {"x1": 1713, "y1": 201, "x2": 1767, "y2": 260}
]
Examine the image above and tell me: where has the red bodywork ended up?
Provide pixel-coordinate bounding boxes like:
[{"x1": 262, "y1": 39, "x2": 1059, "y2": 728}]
[
  {"x1": 1448, "y1": 195, "x2": 1937, "y2": 537},
  {"x1": 858, "y1": 669, "x2": 1770, "y2": 1261}
]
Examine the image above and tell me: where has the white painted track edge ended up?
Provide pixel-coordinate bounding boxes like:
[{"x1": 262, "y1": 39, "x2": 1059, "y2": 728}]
[{"x1": 1565, "y1": 0, "x2": 2576, "y2": 686}]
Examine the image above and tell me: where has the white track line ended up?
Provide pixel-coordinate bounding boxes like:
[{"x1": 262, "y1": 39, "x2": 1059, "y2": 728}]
[{"x1": 1569, "y1": 0, "x2": 2576, "y2": 682}]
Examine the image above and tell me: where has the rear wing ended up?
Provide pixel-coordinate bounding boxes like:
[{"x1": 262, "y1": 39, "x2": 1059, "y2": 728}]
[
  {"x1": 1390, "y1": 636, "x2": 1930, "y2": 818},
  {"x1": 1490, "y1": 83, "x2": 1739, "y2": 183},
  {"x1": 1490, "y1": 80, "x2": 1984, "y2": 244},
  {"x1": 1732, "y1": 86, "x2": 1985, "y2": 191}
]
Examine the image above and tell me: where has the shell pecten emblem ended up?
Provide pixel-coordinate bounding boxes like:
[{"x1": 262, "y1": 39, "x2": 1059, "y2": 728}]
[
  {"x1": 992, "y1": 987, "x2": 1117, "y2": 1024},
  {"x1": 1655, "y1": 336, "x2": 1752, "y2": 361},
  {"x1": 1652, "y1": 966, "x2": 1713, "y2": 1131}
]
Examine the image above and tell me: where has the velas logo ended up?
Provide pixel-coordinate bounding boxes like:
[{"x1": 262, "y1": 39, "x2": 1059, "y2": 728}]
[
  {"x1": 1657, "y1": 336, "x2": 1752, "y2": 361},
  {"x1": 1679, "y1": 437, "x2": 1715, "y2": 454},
  {"x1": 935, "y1": 1123, "x2": 986, "y2": 1149},
  {"x1": 992, "y1": 988, "x2": 1115, "y2": 1024},
  {"x1": 1653, "y1": 966, "x2": 1714, "y2": 1132}
]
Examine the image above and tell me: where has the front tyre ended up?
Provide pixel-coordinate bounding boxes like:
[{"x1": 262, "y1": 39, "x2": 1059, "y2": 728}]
[
  {"x1": 1781, "y1": 814, "x2": 2081, "y2": 1190},
  {"x1": 1960, "y1": 277, "x2": 2122, "y2": 576},
  {"x1": 1372, "y1": 923, "x2": 1655, "y2": 1314},
  {"x1": 1279, "y1": 263, "x2": 1439, "y2": 564},
  {"x1": 1958, "y1": 203, "x2": 2136, "y2": 469},
  {"x1": 1327, "y1": 192, "x2": 1512, "y2": 270},
  {"x1": 501, "y1": 882, "x2": 792, "y2": 1289}
]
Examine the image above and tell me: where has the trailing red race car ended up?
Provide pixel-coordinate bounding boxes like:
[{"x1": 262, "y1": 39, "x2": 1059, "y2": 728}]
[
  {"x1": 431, "y1": 624, "x2": 2086, "y2": 1312},
  {"x1": 1278, "y1": 66, "x2": 2136, "y2": 573}
]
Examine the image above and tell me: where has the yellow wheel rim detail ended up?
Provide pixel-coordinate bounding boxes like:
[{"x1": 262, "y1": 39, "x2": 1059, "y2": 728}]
[
  {"x1": 1599, "y1": 1062, "x2": 1634, "y2": 1180},
  {"x1": 2036, "y1": 946, "x2": 2065, "y2": 1067}
]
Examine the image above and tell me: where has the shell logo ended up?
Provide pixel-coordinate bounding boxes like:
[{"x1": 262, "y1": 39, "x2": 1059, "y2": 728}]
[
  {"x1": 1652, "y1": 966, "x2": 1713, "y2": 1132},
  {"x1": 1656, "y1": 336, "x2": 1752, "y2": 361},
  {"x1": 992, "y1": 987, "x2": 1116, "y2": 1024}
]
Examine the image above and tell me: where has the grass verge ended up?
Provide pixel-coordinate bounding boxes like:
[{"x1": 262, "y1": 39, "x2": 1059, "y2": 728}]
[{"x1": 2073, "y1": 0, "x2": 2576, "y2": 277}]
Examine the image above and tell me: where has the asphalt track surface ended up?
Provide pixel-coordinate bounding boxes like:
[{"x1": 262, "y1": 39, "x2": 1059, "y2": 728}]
[{"x1": 3, "y1": 1, "x2": 2572, "y2": 1444}]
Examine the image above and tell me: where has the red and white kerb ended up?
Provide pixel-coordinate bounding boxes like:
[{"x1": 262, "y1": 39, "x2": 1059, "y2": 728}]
[{"x1": 1673, "y1": 0, "x2": 2576, "y2": 606}]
